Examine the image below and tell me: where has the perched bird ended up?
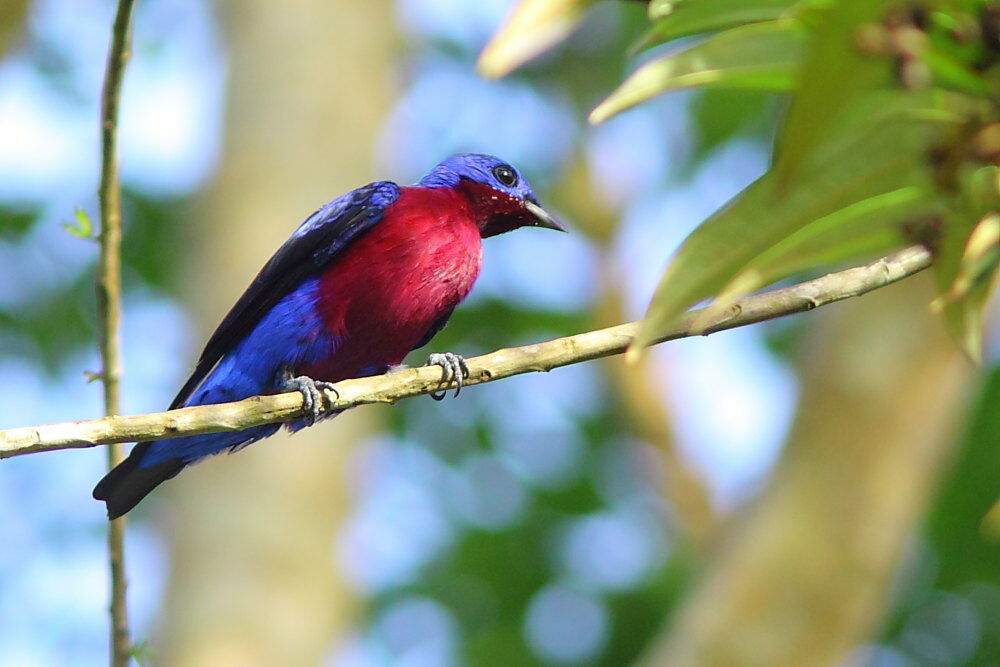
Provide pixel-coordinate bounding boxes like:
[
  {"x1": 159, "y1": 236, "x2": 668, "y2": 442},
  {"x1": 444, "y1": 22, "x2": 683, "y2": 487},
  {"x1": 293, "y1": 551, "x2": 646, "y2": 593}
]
[{"x1": 93, "y1": 153, "x2": 565, "y2": 519}]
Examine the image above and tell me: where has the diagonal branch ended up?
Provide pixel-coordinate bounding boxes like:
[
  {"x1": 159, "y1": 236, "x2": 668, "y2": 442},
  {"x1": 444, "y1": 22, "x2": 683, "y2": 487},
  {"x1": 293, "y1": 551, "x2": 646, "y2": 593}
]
[
  {"x1": 0, "y1": 246, "x2": 931, "y2": 459},
  {"x1": 96, "y1": 1, "x2": 137, "y2": 665}
]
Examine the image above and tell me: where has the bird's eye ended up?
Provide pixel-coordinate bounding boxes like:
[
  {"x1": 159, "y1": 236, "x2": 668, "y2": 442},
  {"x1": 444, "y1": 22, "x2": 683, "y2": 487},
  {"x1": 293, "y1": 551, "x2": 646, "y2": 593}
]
[{"x1": 492, "y1": 165, "x2": 518, "y2": 187}]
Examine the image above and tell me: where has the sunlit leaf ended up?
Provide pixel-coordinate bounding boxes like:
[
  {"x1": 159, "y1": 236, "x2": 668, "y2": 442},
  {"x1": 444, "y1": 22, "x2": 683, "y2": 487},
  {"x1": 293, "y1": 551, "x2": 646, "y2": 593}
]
[
  {"x1": 591, "y1": 20, "x2": 804, "y2": 124},
  {"x1": 477, "y1": 0, "x2": 599, "y2": 79},
  {"x1": 634, "y1": 0, "x2": 799, "y2": 53},
  {"x1": 931, "y1": 166, "x2": 1000, "y2": 362},
  {"x1": 61, "y1": 206, "x2": 95, "y2": 240},
  {"x1": 934, "y1": 262, "x2": 999, "y2": 364},
  {"x1": 648, "y1": 0, "x2": 682, "y2": 20},
  {"x1": 984, "y1": 496, "x2": 1000, "y2": 542},
  {"x1": 630, "y1": 95, "x2": 934, "y2": 354},
  {"x1": 932, "y1": 217, "x2": 1000, "y2": 364},
  {"x1": 935, "y1": 214, "x2": 1000, "y2": 305}
]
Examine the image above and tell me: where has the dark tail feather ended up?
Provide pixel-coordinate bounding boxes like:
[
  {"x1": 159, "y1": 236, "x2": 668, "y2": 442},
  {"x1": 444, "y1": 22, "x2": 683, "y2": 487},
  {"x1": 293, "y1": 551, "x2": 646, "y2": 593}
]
[{"x1": 93, "y1": 442, "x2": 185, "y2": 519}]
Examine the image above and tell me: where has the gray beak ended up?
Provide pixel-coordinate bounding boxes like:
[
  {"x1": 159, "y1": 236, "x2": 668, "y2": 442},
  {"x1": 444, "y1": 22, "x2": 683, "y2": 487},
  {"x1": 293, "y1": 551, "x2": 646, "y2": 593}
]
[{"x1": 524, "y1": 199, "x2": 568, "y2": 232}]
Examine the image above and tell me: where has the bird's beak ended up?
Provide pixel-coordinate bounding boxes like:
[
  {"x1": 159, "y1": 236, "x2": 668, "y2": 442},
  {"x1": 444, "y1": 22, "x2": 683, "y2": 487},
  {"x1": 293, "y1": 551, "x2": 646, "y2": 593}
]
[{"x1": 524, "y1": 199, "x2": 568, "y2": 232}]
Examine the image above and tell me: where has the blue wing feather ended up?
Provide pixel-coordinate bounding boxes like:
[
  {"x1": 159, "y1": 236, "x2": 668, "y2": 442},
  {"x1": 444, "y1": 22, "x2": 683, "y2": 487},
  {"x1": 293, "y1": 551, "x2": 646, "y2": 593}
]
[
  {"x1": 142, "y1": 277, "x2": 341, "y2": 465},
  {"x1": 140, "y1": 181, "x2": 400, "y2": 467},
  {"x1": 168, "y1": 181, "x2": 400, "y2": 411}
]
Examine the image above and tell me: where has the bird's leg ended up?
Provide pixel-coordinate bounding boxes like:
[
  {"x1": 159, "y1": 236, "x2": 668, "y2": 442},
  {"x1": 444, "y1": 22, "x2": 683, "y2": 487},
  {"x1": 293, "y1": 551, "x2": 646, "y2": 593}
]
[
  {"x1": 279, "y1": 366, "x2": 339, "y2": 426},
  {"x1": 425, "y1": 352, "x2": 470, "y2": 400}
]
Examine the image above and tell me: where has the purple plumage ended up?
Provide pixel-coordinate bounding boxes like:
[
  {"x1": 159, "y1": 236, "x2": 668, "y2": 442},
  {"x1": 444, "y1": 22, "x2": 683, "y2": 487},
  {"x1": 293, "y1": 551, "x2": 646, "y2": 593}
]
[{"x1": 93, "y1": 153, "x2": 565, "y2": 518}]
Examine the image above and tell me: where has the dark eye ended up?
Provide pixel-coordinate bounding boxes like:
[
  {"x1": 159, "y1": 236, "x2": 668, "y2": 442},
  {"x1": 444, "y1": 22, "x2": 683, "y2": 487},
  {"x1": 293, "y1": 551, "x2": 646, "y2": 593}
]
[{"x1": 492, "y1": 165, "x2": 518, "y2": 187}]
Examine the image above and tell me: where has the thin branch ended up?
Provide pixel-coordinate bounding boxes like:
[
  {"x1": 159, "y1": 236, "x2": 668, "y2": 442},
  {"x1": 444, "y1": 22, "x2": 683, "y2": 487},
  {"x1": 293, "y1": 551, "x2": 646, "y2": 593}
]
[
  {"x1": 1, "y1": 246, "x2": 931, "y2": 459},
  {"x1": 97, "y1": 1, "x2": 136, "y2": 665}
]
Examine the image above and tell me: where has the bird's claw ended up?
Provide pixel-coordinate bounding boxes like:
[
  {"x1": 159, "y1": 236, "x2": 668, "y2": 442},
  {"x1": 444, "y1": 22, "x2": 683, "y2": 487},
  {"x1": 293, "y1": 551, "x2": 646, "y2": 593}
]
[
  {"x1": 280, "y1": 368, "x2": 338, "y2": 426},
  {"x1": 425, "y1": 352, "x2": 470, "y2": 400}
]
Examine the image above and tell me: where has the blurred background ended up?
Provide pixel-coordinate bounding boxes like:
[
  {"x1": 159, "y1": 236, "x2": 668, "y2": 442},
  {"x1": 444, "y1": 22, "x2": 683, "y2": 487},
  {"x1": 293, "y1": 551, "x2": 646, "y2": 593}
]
[{"x1": 0, "y1": 0, "x2": 997, "y2": 665}]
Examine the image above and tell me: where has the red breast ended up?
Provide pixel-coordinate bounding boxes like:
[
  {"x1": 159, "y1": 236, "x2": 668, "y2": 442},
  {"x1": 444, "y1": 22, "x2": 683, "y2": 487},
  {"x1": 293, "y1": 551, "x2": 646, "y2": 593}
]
[{"x1": 306, "y1": 186, "x2": 484, "y2": 379}]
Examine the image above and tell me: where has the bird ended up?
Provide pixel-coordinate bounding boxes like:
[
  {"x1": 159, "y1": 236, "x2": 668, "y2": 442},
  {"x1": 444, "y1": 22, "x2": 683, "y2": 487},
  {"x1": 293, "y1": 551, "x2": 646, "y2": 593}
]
[{"x1": 93, "y1": 153, "x2": 566, "y2": 519}]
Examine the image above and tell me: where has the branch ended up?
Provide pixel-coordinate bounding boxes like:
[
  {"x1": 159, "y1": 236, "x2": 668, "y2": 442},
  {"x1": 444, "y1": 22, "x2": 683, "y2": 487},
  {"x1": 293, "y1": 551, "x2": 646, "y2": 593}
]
[
  {"x1": 1, "y1": 247, "x2": 931, "y2": 459},
  {"x1": 97, "y1": 1, "x2": 136, "y2": 665}
]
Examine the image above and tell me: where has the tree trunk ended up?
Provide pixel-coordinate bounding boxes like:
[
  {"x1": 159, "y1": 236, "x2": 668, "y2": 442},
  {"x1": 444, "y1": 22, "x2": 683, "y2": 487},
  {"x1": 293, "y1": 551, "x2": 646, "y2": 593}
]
[{"x1": 156, "y1": 2, "x2": 394, "y2": 665}]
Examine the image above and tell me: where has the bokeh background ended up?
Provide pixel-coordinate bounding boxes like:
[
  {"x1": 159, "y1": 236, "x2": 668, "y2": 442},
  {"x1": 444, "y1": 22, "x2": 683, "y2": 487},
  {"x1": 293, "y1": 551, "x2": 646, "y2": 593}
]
[{"x1": 0, "y1": 0, "x2": 998, "y2": 665}]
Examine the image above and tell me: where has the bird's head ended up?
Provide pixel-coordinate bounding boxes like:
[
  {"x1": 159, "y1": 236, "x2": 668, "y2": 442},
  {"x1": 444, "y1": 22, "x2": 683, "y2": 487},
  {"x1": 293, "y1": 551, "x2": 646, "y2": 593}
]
[{"x1": 418, "y1": 153, "x2": 567, "y2": 238}]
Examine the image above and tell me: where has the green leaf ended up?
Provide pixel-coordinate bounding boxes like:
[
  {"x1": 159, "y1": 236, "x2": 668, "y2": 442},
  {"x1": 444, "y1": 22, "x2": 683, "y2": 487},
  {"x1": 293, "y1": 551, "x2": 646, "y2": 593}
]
[
  {"x1": 932, "y1": 166, "x2": 1000, "y2": 362},
  {"x1": 634, "y1": 0, "x2": 799, "y2": 53},
  {"x1": 923, "y1": 46, "x2": 993, "y2": 97},
  {"x1": 591, "y1": 20, "x2": 805, "y2": 124},
  {"x1": 648, "y1": 0, "x2": 682, "y2": 20},
  {"x1": 631, "y1": 97, "x2": 934, "y2": 352},
  {"x1": 0, "y1": 204, "x2": 40, "y2": 241},
  {"x1": 933, "y1": 245, "x2": 998, "y2": 365},
  {"x1": 129, "y1": 638, "x2": 154, "y2": 666},
  {"x1": 772, "y1": 0, "x2": 895, "y2": 187},
  {"x1": 62, "y1": 206, "x2": 94, "y2": 240},
  {"x1": 711, "y1": 187, "x2": 933, "y2": 305},
  {"x1": 477, "y1": 0, "x2": 599, "y2": 79},
  {"x1": 687, "y1": 88, "x2": 778, "y2": 165},
  {"x1": 923, "y1": 366, "x2": 1000, "y2": 594},
  {"x1": 984, "y1": 496, "x2": 1000, "y2": 542}
]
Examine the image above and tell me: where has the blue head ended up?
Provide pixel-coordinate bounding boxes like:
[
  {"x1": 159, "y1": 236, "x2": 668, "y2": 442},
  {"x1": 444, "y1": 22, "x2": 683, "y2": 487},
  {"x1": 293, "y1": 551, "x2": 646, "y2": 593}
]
[{"x1": 418, "y1": 153, "x2": 566, "y2": 238}]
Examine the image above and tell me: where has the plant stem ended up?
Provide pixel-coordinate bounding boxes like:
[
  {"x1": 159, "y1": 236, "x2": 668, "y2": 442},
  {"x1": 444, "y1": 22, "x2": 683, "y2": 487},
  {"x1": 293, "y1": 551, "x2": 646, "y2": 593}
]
[{"x1": 97, "y1": 1, "x2": 137, "y2": 665}]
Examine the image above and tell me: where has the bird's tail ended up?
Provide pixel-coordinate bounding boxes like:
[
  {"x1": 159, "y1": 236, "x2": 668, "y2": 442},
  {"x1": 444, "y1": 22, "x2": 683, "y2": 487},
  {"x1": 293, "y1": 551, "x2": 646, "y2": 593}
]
[{"x1": 93, "y1": 442, "x2": 186, "y2": 520}]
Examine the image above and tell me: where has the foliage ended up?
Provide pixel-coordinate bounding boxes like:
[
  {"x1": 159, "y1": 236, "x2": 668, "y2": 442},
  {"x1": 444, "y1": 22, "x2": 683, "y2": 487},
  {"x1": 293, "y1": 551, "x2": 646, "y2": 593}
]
[
  {"x1": 481, "y1": 0, "x2": 1000, "y2": 360},
  {"x1": 61, "y1": 207, "x2": 94, "y2": 240},
  {"x1": 0, "y1": 190, "x2": 187, "y2": 371},
  {"x1": 880, "y1": 367, "x2": 1000, "y2": 663}
]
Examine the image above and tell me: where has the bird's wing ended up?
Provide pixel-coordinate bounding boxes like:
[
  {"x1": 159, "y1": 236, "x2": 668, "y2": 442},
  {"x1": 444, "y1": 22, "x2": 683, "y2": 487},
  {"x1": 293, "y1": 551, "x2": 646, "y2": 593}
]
[{"x1": 168, "y1": 180, "x2": 401, "y2": 409}]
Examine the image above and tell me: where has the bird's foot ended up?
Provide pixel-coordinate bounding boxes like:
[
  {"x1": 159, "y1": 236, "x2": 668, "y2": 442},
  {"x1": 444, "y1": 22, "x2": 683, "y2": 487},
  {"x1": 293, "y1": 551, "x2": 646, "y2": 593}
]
[
  {"x1": 425, "y1": 352, "x2": 470, "y2": 400},
  {"x1": 280, "y1": 368, "x2": 339, "y2": 426}
]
